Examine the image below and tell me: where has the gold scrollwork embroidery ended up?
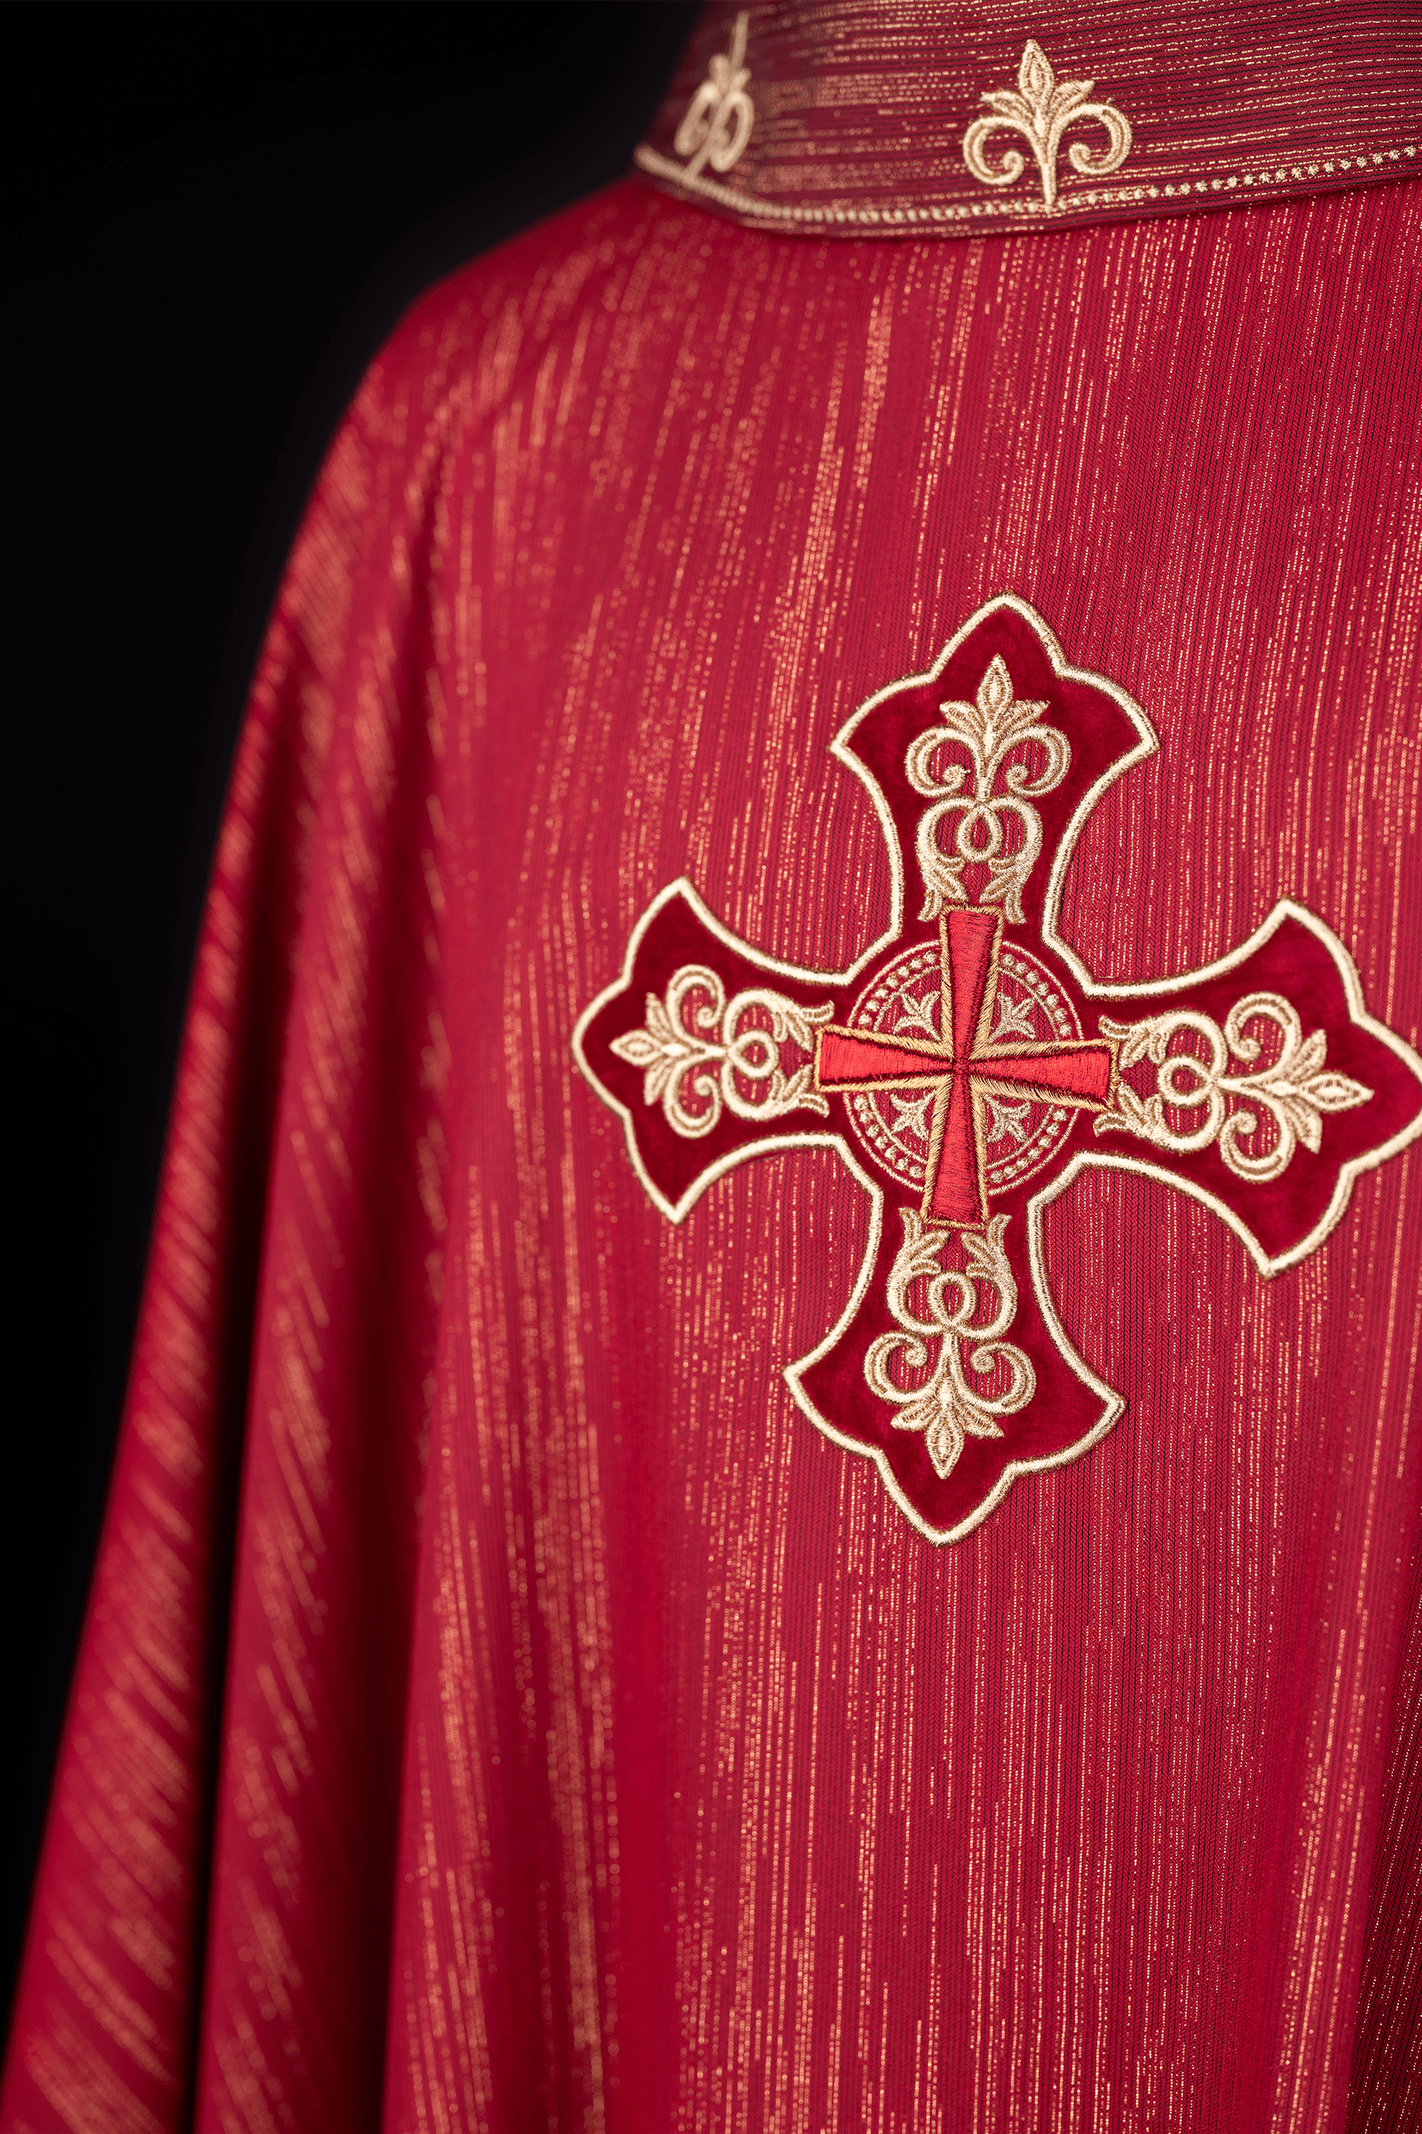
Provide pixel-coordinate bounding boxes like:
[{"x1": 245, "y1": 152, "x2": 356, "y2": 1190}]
[
  {"x1": 1096, "y1": 994, "x2": 1373, "y2": 1179},
  {"x1": 865, "y1": 1211, "x2": 1036, "y2": 1480},
  {"x1": 905, "y1": 653, "x2": 1070, "y2": 924},
  {"x1": 963, "y1": 39, "x2": 1132, "y2": 212},
  {"x1": 672, "y1": 10, "x2": 754, "y2": 181},
  {"x1": 611, "y1": 965, "x2": 831, "y2": 1137}
]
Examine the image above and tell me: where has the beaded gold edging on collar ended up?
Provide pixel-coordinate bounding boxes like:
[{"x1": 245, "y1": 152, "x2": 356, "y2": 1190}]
[{"x1": 635, "y1": 139, "x2": 1420, "y2": 232}]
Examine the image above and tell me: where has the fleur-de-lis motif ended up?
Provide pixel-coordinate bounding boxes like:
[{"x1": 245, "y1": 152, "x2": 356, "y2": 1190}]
[
  {"x1": 963, "y1": 39, "x2": 1132, "y2": 212},
  {"x1": 1097, "y1": 994, "x2": 1373, "y2": 1181},
  {"x1": 672, "y1": 10, "x2": 755, "y2": 180},
  {"x1": 905, "y1": 654, "x2": 1070, "y2": 923},
  {"x1": 610, "y1": 964, "x2": 830, "y2": 1137},
  {"x1": 865, "y1": 1213, "x2": 1036, "y2": 1482}
]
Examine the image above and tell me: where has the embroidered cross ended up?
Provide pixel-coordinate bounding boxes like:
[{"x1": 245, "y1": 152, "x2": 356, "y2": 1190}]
[
  {"x1": 575, "y1": 597, "x2": 1422, "y2": 1541},
  {"x1": 817, "y1": 909, "x2": 1114, "y2": 1227}
]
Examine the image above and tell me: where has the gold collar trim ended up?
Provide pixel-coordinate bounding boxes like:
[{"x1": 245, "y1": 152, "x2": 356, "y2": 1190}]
[{"x1": 637, "y1": 4, "x2": 1422, "y2": 240}]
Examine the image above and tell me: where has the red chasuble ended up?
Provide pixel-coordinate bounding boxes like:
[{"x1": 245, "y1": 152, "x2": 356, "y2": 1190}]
[{"x1": 8, "y1": 7, "x2": 1422, "y2": 2130}]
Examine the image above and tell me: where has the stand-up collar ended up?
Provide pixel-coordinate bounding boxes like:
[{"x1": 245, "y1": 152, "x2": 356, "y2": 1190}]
[{"x1": 636, "y1": 2, "x2": 1421, "y2": 237}]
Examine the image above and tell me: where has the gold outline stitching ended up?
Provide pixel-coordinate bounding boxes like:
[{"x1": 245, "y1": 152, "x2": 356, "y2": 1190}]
[{"x1": 633, "y1": 141, "x2": 1420, "y2": 231}]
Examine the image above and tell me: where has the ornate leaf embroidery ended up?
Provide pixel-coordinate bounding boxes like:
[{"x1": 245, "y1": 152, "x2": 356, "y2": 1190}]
[
  {"x1": 905, "y1": 654, "x2": 1070, "y2": 923},
  {"x1": 611, "y1": 965, "x2": 832, "y2": 1137},
  {"x1": 1098, "y1": 993, "x2": 1372, "y2": 1180},
  {"x1": 963, "y1": 39, "x2": 1132, "y2": 212},
  {"x1": 671, "y1": 10, "x2": 755, "y2": 179},
  {"x1": 865, "y1": 1212, "x2": 1036, "y2": 1481}
]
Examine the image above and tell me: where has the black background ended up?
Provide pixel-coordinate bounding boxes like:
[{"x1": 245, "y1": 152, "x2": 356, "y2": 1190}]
[{"x1": 2, "y1": 0, "x2": 697, "y2": 2025}]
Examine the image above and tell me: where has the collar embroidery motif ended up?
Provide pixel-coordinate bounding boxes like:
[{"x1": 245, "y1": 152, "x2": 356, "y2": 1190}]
[
  {"x1": 964, "y1": 39, "x2": 1132, "y2": 211},
  {"x1": 574, "y1": 599, "x2": 1422, "y2": 1542},
  {"x1": 635, "y1": 3, "x2": 1421, "y2": 240},
  {"x1": 672, "y1": 8, "x2": 754, "y2": 181}
]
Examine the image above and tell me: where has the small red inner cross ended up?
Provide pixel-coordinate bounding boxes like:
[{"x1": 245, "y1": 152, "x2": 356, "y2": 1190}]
[{"x1": 816, "y1": 910, "x2": 1116, "y2": 1227}]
